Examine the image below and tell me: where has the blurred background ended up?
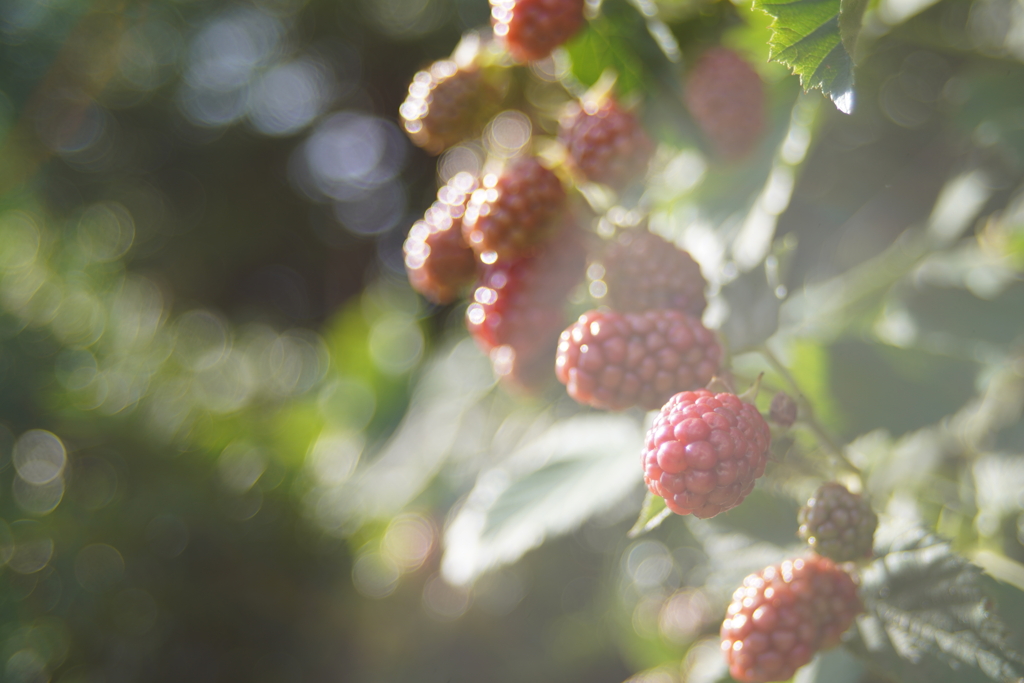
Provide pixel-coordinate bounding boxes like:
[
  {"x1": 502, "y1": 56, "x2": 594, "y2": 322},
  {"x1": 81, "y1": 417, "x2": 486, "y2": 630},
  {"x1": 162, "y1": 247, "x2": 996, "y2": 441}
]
[{"x1": 0, "y1": 0, "x2": 1023, "y2": 682}]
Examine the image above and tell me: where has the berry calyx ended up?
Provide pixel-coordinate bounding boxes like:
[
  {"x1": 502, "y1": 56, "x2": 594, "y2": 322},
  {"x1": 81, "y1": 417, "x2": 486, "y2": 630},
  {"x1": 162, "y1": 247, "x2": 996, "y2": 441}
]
[
  {"x1": 491, "y1": 0, "x2": 586, "y2": 63},
  {"x1": 642, "y1": 389, "x2": 770, "y2": 518},
  {"x1": 404, "y1": 172, "x2": 479, "y2": 304},
  {"x1": 721, "y1": 555, "x2": 862, "y2": 682},
  {"x1": 559, "y1": 97, "x2": 655, "y2": 190},
  {"x1": 400, "y1": 60, "x2": 505, "y2": 155},
  {"x1": 684, "y1": 47, "x2": 765, "y2": 162},
  {"x1": 555, "y1": 309, "x2": 721, "y2": 411},
  {"x1": 598, "y1": 228, "x2": 707, "y2": 316},
  {"x1": 798, "y1": 483, "x2": 878, "y2": 562},
  {"x1": 463, "y1": 156, "x2": 566, "y2": 262}
]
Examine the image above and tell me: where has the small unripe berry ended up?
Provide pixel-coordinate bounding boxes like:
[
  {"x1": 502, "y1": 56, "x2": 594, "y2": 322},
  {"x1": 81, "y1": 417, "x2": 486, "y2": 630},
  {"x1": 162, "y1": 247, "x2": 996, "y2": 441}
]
[
  {"x1": 769, "y1": 391, "x2": 798, "y2": 427},
  {"x1": 798, "y1": 483, "x2": 878, "y2": 562}
]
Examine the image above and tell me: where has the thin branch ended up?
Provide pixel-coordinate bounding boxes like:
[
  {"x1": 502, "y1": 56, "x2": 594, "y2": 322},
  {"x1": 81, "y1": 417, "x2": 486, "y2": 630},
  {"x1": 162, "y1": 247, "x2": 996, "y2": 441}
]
[{"x1": 759, "y1": 344, "x2": 863, "y2": 479}]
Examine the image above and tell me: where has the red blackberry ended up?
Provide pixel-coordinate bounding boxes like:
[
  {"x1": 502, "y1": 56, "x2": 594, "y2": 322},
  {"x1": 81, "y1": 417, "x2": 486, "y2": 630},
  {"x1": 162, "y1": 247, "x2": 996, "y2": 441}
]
[
  {"x1": 491, "y1": 0, "x2": 586, "y2": 63},
  {"x1": 684, "y1": 48, "x2": 765, "y2": 162},
  {"x1": 467, "y1": 220, "x2": 587, "y2": 383},
  {"x1": 559, "y1": 97, "x2": 655, "y2": 189},
  {"x1": 463, "y1": 156, "x2": 566, "y2": 262},
  {"x1": 555, "y1": 309, "x2": 721, "y2": 411},
  {"x1": 798, "y1": 483, "x2": 878, "y2": 562},
  {"x1": 599, "y1": 229, "x2": 707, "y2": 316},
  {"x1": 721, "y1": 556, "x2": 862, "y2": 682},
  {"x1": 642, "y1": 390, "x2": 770, "y2": 518},
  {"x1": 399, "y1": 60, "x2": 504, "y2": 155},
  {"x1": 404, "y1": 172, "x2": 479, "y2": 304}
]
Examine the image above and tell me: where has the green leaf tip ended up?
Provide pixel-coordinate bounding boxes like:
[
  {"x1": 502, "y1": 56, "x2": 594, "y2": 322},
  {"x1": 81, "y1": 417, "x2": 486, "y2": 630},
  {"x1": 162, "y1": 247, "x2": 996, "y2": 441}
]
[
  {"x1": 628, "y1": 491, "x2": 671, "y2": 537},
  {"x1": 754, "y1": 0, "x2": 857, "y2": 113}
]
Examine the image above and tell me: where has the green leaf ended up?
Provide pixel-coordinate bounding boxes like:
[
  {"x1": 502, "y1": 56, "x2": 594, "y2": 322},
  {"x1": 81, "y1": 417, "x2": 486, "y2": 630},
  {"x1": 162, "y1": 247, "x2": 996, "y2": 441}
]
[
  {"x1": 628, "y1": 491, "x2": 671, "y2": 538},
  {"x1": 838, "y1": 0, "x2": 869, "y2": 59},
  {"x1": 321, "y1": 339, "x2": 496, "y2": 531},
  {"x1": 718, "y1": 264, "x2": 782, "y2": 353},
  {"x1": 845, "y1": 526, "x2": 1024, "y2": 683},
  {"x1": 754, "y1": 0, "x2": 855, "y2": 113},
  {"x1": 805, "y1": 648, "x2": 867, "y2": 683},
  {"x1": 441, "y1": 414, "x2": 645, "y2": 585},
  {"x1": 564, "y1": 14, "x2": 647, "y2": 96}
]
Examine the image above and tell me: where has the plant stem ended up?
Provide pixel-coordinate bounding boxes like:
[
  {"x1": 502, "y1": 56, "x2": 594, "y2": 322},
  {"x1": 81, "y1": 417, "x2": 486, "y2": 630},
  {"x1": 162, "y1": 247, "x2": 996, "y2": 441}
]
[{"x1": 759, "y1": 344, "x2": 862, "y2": 478}]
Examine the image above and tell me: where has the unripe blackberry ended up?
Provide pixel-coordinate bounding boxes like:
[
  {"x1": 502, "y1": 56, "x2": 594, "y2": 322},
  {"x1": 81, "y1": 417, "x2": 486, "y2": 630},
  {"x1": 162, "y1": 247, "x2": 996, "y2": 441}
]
[
  {"x1": 684, "y1": 48, "x2": 765, "y2": 162},
  {"x1": 721, "y1": 556, "x2": 862, "y2": 682},
  {"x1": 599, "y1": 229, "x2": 707, "y2": 316},
  {"x1": 399, "y1": 60, "x2": 504, "y2": 155},
  {"x1": 556, "y1": 309, "x2": 721, "y2": 411},
  {"x1": 467, "y1": 221, "x2": 587, "y2": 382},
  {"x1": 559, "y1": 97, "x2": 655, "y2": 189},
  {"x1": 491, "y1": 0, "x2": 586, "y2": 63},
  {"x1": 769, "y1": 391, "x2": 797, "y2": 427},
  {"x1": 404, "y1": 173, "x2": 478, "y2": 304},
  {"x1": 798, "y1": 483, "x2": 878, "y2": 562},
  {"x1": 463, "y1": 156, "x2": 566, "y2": 262},
  {"x1": 642, "y1": 390, "x2": 770, "y2": 518}
]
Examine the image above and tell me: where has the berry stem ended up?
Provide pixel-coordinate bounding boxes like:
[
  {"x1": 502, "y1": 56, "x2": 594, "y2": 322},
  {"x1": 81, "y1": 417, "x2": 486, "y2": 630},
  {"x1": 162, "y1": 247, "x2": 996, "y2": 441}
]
[{"x1": 759, "y1": 345, "x2": 862, "y2": 478}]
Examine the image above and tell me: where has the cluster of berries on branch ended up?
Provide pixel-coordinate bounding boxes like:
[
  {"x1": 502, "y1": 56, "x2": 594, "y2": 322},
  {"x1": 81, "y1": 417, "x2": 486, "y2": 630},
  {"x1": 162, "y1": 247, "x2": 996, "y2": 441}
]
[
  {"x1": 400, "y1": 0, "x2": 664, "y2": 390},
  {"x1": 717, "y1": 483, "x2": 877, "y2": 680},
  {"x1": 395, "y1": 8, "x2": 872, "y2": 682}
]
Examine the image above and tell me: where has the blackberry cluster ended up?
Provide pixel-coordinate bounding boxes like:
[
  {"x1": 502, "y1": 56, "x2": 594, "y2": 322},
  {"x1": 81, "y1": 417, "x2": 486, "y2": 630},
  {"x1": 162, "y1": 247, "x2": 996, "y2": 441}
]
[
  {"x1": 798, "y1": 482, "x2": 878, "y2": 562},
  {"x1": 721, "y1": 555, "x2": 862, "y2": 682},
  {"x1": 560, "y1": 97, "x2": 655, "y2": 190},
  {"x1": 641, "y1": 390, "x2": 770, "y2": 518},
  {"x1": 555, "y1": 309, "x2": 721, "y2": 411},
  {"x1": 685, "y1": 48, "x2": 766, "y2": 161},
  {"x1": 491, "y1": 0, "x2": 586, "y2": 62}
]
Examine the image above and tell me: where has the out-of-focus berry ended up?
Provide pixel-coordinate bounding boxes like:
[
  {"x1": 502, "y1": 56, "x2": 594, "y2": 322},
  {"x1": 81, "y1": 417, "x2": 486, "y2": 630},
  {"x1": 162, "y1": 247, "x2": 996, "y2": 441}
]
[
  {"x1": 769, "y1": 391, "x2": 798, "y2": 427},
  {"x1": 684, "y1": 48, "x2": 765, "y2": 161},
  {"x1": 400, "y1": 60, "x2": 505, "y2": 155},
  {"x1": 559, "y1": 97, "x2": 655, "y2": 189},
  {"x1": 599, "y1": 229, "x2": 707, "y2": 316},
  {"x1": 491, "y1": 0, "x2": 586, "y2": 63},
  {"x1": 463, "y1": 156, "x2": 566, "y2": 262},
  {"x1": 404, "y1": 172, "x2": 478, "y2": 304},
  {"x1": 555, "y1": 309, "x2": 721, "y2": 411}
]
